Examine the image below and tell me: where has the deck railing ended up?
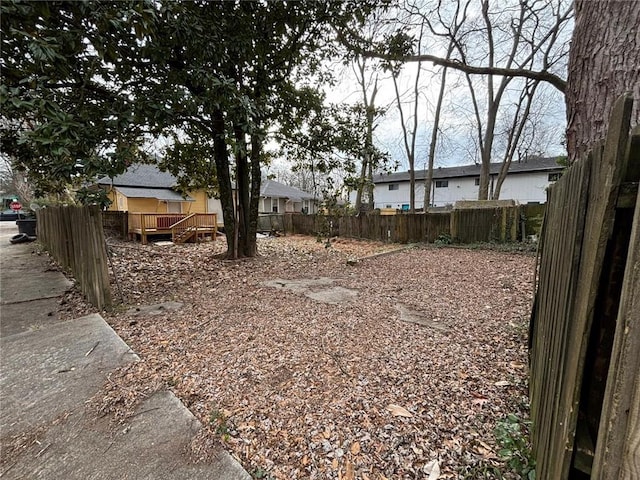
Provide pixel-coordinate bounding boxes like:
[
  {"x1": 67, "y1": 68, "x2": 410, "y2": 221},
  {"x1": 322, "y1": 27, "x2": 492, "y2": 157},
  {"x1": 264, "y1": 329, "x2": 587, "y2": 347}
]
[
  {"x1": 171, "y1": 213, "x2": 197, "y2": 243},
  {"x1": 128, "y1": 212, "x2": 217, "y2": 243},
  {"x1": 128, "y1": 213, "x2": 188, "y2": 234}
]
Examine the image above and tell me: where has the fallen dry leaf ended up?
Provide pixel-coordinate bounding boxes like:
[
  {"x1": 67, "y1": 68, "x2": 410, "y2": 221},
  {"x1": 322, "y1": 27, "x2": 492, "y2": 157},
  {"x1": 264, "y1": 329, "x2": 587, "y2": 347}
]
[
  {"x1": 344, "y1": 460, "x2": 355, "y2": 480},
  {"x1": 350, "y1": 441, "x2": 361, "y2": 455},
  {"x1": 386, "y1": 404, "x2": 413, "y2": 418},
  {"x1": 425, "y1": 459, "x2": 441, "y2": 479}
]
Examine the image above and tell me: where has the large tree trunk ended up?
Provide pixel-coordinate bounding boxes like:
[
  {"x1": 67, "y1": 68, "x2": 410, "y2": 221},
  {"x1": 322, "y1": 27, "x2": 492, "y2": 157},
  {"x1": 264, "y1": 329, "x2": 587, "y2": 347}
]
[
  {"x1": 366, "y1": 160, "x2": 374, "y2": 210},
  {"x1": 212, "y1": 109, "x2": 238, "y2": 258},
  {"x1": 364, "y1": 102, "x2": 376, "y2": 212},
  {"x1": 566, "y1": 0, "x2": 640, "y2": 161},
  {"x1": 247, "y1": 133, "x2": 261, "y2": 257},
  {"x1": 354, "y1": 160, "x2": 367, "y2": 212},
  {"x1": 233, "y1": 122, "x2": 255, "y2": 258}
]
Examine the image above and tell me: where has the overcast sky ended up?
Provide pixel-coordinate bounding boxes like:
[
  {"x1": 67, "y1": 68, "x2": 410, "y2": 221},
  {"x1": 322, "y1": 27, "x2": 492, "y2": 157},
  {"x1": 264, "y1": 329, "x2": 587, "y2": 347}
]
[
  {"x1": 323, "y1": 58, "x2": 568, "y2": 173},
  {"x1": 312, "y1": 0, "x2": 573, "y2": 173}
]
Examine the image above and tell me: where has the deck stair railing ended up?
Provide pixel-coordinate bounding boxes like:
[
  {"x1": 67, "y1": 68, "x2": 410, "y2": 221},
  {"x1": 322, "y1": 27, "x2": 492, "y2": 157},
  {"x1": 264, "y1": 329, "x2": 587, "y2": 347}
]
[{"x1": 171, "y1": 213, "x2": 198, "y2": 244}]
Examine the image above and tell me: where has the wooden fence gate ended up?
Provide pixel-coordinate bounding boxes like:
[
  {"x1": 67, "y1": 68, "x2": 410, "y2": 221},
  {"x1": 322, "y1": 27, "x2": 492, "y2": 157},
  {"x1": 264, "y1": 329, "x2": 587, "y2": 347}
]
[{"x1": 530, "y1": 95, "x2": 639, "y2": 478}]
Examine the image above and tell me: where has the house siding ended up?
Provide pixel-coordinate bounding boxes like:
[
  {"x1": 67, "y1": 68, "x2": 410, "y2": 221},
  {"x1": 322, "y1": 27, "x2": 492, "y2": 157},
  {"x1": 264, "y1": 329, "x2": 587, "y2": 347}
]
[
  {"x1": 432, "y1": 177, "x2": 478, "y2": 206},
  {"x1": 106, "y1": 188, "x2": 209, "y2": 214},
  {"x1": 184, "y1": 190, "x2": 208, "y2": 213},
  {"x1": 260, "y1": 197, "x2": 296, "y2": 213},
  {"x1": 374, "y1": 182, "x2": 423, "y2": 210},
  {"x1": 106, "y1": 189, "x2": 122, "y2": 211},
  {"x1": 497, "y1": 172, "x2": 551, "y2": 204},
  {"x1": 128, "y1": 197, "x2": 168, "y2": 212},
  {"x1": 366, "y1": 170, "x2": 555, "y2": 209},
  {"x1": 207, "y1": 197, "x2": 224, "y2": 224}
]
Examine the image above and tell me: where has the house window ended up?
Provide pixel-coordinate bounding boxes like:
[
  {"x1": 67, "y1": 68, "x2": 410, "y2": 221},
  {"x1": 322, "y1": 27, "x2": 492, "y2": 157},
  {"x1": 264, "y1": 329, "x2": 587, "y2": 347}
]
[
  {"x1": 385, "y1": 204, "x2": 392, "y2": 208},
  {"x1": 548, "y1": 172, "x2": 562, "y2": 182},
  {"x1": 474, "y1": 177, "x2": 480, "y2": 186},
  {"x1": 272, "y1": 202, "x2": 278, "y2": 213},
  {"x1": 388, "y1": 184, "x2": 399, "y2": 191},
  {"x1": 435, "y1": 180, "x2": 449, "y2": 188}
]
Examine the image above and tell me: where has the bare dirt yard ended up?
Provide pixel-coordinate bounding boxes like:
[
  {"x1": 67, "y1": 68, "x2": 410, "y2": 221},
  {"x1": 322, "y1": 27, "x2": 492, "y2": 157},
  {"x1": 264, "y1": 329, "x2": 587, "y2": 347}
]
[{"x1": 84, "y1": 235, "x2": 535, "y2": 479}]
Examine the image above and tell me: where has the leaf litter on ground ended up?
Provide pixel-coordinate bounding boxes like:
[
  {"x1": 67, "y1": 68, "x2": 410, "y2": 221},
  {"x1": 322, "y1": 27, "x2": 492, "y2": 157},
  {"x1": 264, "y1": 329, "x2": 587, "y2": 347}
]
[{"x1": 77, "y1": 235, "x2": 535, "y2": 479}]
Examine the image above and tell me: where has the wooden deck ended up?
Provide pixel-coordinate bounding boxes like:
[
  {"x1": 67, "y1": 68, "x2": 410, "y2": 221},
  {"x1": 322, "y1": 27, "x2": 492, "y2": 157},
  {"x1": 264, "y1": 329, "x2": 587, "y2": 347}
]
[{"x1": 128, "y1": 213, "x2": 217, "y2": 245}]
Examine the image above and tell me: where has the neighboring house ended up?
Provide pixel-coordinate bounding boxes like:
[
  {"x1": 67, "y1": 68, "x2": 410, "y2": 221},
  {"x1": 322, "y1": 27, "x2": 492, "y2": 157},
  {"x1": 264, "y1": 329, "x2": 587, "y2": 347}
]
[
  {"x1": 97, "y1": 163, "x2": 209, "y2": 214},
  {"x1": 369, "y1": 156, "x2": 564, "y2": 209},
  {"x1": 259, "y1": 179, "x2": 318, "y2": 214},
  {"x1": 98, "y1": 165, "x2": 318, "y2": 220}
]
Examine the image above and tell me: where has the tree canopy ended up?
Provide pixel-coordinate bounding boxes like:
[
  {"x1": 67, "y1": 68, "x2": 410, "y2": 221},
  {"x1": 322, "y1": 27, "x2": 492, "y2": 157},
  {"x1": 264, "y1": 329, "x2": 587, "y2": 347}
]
[
  {"x1": 1, "y1": 0, "x2": 383, "y2": 257},
  {"x1": 1, "y1": 1, "x2": 151, "y2": 197}
]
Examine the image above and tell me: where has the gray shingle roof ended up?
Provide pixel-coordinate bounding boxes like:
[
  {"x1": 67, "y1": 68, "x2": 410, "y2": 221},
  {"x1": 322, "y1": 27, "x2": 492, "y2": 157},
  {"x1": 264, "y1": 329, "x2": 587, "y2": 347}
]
[
  {"x1": 97, "y1": 164, "x2": 177, "y2": 188},
  {"x1": 260, "y1": 179, "x2": 315, "y2": 202},
  {"x1": 373, "y1": 156, "x2": 564, "y2": 184},
  {"x1": 115, "y1": 186, "x2": 194, "y2": 202}
]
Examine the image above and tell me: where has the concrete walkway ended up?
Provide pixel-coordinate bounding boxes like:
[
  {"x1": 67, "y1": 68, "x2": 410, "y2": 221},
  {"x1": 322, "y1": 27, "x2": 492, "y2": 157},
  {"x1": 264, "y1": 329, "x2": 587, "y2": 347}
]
[{"x1": 0, "y1": 222, "x2": 250, "y2": 479}]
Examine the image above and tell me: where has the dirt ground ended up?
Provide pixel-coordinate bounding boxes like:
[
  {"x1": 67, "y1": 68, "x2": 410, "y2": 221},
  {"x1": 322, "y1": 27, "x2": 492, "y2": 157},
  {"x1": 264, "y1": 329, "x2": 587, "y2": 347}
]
[{"x1": 80, "y1": 235, "x2": 535, "y2": 479}]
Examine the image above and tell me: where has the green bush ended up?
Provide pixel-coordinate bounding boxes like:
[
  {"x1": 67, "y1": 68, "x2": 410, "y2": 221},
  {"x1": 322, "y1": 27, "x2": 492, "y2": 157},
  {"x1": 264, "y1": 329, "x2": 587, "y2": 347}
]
[{"x1": 434, "y1": 232, "x2": 452, "y2": 245}]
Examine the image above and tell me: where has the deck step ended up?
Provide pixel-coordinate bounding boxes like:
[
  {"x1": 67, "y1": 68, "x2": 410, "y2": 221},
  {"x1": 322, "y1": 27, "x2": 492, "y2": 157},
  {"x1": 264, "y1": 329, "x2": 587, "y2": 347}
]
[{"x1": 173, "y1": 226, "x2": 197, "y2": 244}]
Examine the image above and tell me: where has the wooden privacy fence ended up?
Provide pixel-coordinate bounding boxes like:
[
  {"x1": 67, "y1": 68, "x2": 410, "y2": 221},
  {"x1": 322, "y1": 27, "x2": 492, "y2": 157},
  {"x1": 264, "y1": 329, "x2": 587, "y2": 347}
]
[
  {"x1": 450, "y1": 203, "x2": 520, "y2": 243},
  {"x1": 36, "y1": 205, "x2": 111, "y2": 310},
  {"x1": 285, "y1": 212, "x2": 451, "y2": 243},
  {"x1": 285, "y1": 205, "x2": 535, "y2": 244},
  {"x1": 258, "y1": 213, "x2": 286, "y2": 233},
  {"x1": 529, "y1": 95, "x2": 640, "y2": 479}
]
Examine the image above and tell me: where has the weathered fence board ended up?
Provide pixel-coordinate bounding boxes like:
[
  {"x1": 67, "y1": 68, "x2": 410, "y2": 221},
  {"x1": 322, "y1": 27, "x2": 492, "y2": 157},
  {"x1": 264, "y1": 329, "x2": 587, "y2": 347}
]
[
  {"x1": 591, "y1": 124, "x2": 640, "y2": 480},
  {"x1": 530, "y1": 153, "x2": 591, "y2": 479},
  {"x1": 257, "y1": 213, "x2": 285, "y2": 233},
  {"x1": 591, "y1": 174, "x2": 640, "y2": 479},
  {"x1": 530, "y1": 95, "x2": 639, "y2": 478},
  {"x1": 286, "y1": 213, "x2": 452, "y2": 244},
  {"x1": 450, "y1": 205, "x2": 519, "y2": 243},
  {"x1": 285, "y1": 207, "x2": 529, "y2": 245},
  {"x1": 37, "y1": 206, "x2": 111, "y2": 310}
]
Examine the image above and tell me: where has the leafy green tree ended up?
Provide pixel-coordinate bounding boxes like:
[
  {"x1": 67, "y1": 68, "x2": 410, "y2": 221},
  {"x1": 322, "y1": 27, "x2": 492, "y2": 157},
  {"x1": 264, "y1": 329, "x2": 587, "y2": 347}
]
[
  {"x1": 116, "y1": 1, "x2": 383, "y2": 258},
  {"x1": 280, "y1": 101, "x2": 391, "y2": 211},
  {"x1": 2, "y1": 0, "x2": 384, "y2": 258},
  {"x1": 0, "y1": 1, "x2": 151, "y2": 198}
]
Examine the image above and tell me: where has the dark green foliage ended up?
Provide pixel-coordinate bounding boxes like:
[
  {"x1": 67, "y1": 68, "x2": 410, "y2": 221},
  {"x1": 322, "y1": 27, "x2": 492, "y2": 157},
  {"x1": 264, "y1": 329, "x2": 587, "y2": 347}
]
[
  {"x1": 494, "y1": 414, "x2": 536, "y2": 479},
  {"x1": 434, "y1": 232, "x2": 453, "y2": 245},
  {"x1": 75, "y1": 186, "x2": 112, "y2": 210},
  {"x1": 0, "y1": 1, "x2": 152, "y2": 196},
  {"x1": 1, "y1": 0, "x2": 384, "y2": 257}
]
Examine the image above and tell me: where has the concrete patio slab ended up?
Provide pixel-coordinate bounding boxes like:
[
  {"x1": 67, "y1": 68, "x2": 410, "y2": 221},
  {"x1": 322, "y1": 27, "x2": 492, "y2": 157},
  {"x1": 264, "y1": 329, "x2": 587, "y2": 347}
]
[{"x1": 263, "y1": 277, "x2": 359, "y2": 304}]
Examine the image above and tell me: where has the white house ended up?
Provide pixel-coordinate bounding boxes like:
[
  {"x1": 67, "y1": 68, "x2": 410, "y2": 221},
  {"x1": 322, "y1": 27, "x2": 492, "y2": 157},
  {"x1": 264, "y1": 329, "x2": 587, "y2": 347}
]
[
  {"x1": 259, "y1": 179, "x2": 319, "y2": 214},
  {"x1": 369, "y1": 156, "x2": 563, "y2": 209}
]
